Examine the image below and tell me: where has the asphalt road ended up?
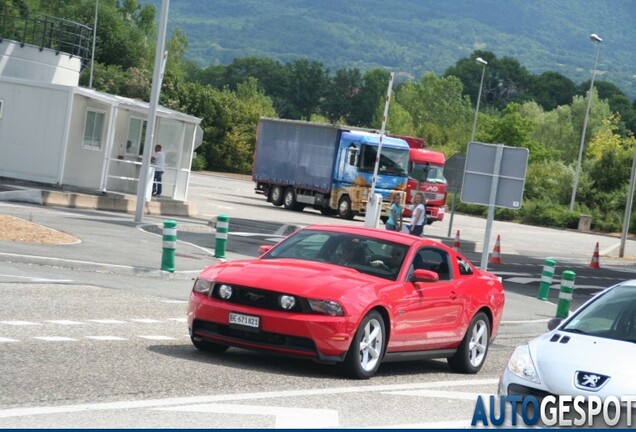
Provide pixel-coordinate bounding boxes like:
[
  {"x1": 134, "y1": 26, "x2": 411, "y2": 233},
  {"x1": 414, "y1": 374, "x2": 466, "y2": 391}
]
[{"x1": 1, "y1": 172, "x2": 636, "y2": 427}]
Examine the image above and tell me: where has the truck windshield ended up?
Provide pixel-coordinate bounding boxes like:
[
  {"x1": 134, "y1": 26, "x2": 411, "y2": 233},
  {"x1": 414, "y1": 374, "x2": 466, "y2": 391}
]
[
  {"x1": 411, "y1": 163, "x2": 447, "y2": 184},
  {"x1": 359, "y1": 145, "x2": 409, "y2": 177}
]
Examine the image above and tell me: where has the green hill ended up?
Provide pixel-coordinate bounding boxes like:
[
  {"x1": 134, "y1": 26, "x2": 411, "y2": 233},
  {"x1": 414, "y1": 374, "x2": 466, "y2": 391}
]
[{"x1": 151, "y1": 0, "x2": 636, "y2": 97}]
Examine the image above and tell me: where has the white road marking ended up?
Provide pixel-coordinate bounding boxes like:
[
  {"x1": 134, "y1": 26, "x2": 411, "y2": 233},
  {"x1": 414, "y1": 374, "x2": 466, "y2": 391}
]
[
  {"x1": 0, "y1": 320, "x2": 38, "y2": 326},
  {"x1": 168, "y1": 317, "x2": 187, "y2": 322},
  {"x1": 33, "y1": 336, "x2": 76, "y2": 342},
  {"x1": 0, "y1": 273, "x2": 74, "y2": 283},
  {"x1": 162, "y1": 300, "x2": 188, "y2": 304},
  {"x1": 138, "y1": 335, "x2": 177, "y2": 340},
  {"x1": 85, "y1": 336, "x2": 127, "y2": 341},
  {"x1": 0, "y1": 337, "x2": 19, "y2": 343},
  {"x1": 131, "y1": 319, "x2": 162, "y2": 323},
  {"x1": 376, "y1": 420, "x2": 470, "y2": 428},
  {"x1": 0, "y1": 378, "x2": 499, "y2": 419},
  {"x1": 501, "y1": 318, "x2": 550, "y2": 324},
  {"x1": 383, "y1": 389, "x2": 490, "y2": 401},
  {"x1": 504, "y1": 277, "x2": 542, "y2": 284},
  {"x1": 157, "y1": 403, "x2": 339, "y2": 428},
  {"x1": 88, "y1": 319, "x2": 127, "y2": 324},
  {"x1": 45, "y1": 320, "x2": 82, "y2": 325}
]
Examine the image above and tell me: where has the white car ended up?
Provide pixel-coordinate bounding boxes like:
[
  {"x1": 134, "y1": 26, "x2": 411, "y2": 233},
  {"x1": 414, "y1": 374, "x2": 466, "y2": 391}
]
[{"x1": 498, "y1": 280, "x2": 636, "y2": 427}]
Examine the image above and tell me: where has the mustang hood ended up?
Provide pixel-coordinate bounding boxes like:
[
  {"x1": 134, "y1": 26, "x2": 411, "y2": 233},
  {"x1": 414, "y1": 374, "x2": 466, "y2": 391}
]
[
  {"x1": 201, "y1": 258, "x2": 380, "y2": 298},
  {"x1": 529, "y1": 331, "x2": 636, "y2": 396}
]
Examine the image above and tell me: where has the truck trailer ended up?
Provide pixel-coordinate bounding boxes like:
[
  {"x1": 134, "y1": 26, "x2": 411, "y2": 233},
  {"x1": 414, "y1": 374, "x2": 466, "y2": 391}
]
[{"x1": 253, "y1": 118, "x2": 410, "y2": 219}]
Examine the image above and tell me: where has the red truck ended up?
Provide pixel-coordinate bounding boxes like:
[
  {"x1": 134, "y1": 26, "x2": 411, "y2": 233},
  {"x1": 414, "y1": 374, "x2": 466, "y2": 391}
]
[{"x1": 390, "y1": 135, "x2": 447, "y2": 224}]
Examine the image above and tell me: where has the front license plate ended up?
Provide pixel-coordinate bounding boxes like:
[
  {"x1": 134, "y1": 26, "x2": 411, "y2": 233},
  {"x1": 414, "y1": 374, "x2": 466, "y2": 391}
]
[{"x1": 229, "y1": 312, "x2": 260, "y2": 329}]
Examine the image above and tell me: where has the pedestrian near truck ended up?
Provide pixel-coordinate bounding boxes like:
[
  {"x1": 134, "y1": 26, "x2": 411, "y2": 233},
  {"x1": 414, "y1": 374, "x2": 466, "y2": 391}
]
[
  {"x1": 385, "y1": 194, "x2": 403, "y2": 231},
  {"x1": 407, "y1": 192, "x2": 427, "y2": 236}
]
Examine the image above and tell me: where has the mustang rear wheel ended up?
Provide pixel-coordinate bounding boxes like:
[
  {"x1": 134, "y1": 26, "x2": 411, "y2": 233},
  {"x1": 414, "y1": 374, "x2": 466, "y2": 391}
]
[
  {"x1": 448, "y1": 312, "x2": 490, "y2": 373},
  {"x1": 343, "y1": 311, "x2": 385, "y2": 379},
  {"x1": 191, "y1": 336, "x2": 229, "y2": 353}
]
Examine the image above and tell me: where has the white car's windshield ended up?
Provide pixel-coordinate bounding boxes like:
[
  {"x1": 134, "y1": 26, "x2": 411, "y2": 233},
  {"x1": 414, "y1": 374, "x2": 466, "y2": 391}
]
[
  {"x1": 263, "y1": 230, "x2": 408, "y2": 281},
  {"x1": 562, "y1": 284, "x2": 636, "y2": 343}
]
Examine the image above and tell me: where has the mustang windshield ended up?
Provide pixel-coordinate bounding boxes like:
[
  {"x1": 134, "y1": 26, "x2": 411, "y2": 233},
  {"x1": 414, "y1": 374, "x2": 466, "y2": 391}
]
[
  {"x1": 562, "y1": 284, "x2": 636, "y2": 343},
  {"x1": 263, "y1": 230, "x2": 408, "y2": 281}
]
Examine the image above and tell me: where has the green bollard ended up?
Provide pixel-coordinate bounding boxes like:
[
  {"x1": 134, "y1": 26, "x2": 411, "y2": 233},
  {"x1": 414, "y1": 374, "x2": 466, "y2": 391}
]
[
  {"x1": 556, "y1": 270, "x2": 575, "y2": 318},
  {"x1": 537, "y1": 259, "x2": 557, "y2": 300},
  {"x1": 214, "y1": 215, "x2": 229, "y2": 259},
  {"x1": 161, "y1": 220, "x2": 177, "y2": 272}
]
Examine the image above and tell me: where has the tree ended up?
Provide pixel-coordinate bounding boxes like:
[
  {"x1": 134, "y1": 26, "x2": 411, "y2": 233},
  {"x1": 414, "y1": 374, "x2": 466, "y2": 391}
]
[
  {"x1": 283, "y1": 59, "x2": 328, "y2": 120},
  {"x1": 322, "y1": 67, "x2": 362, "y2": 123},
  {"x1": 349, "y1": 68, "x2": 392, "y2": 127},
  {"x1": 394, "y1": 73, "x2": 473, "y2": 151},
  {"x1": 529, "y1": 71, "x2": 578, "y2": 111}
]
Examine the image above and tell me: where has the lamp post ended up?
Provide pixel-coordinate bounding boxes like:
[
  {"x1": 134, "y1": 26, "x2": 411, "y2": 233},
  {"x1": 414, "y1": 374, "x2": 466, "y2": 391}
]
[
  {"x1": 471, "y1": 57, "x2": 488, "y2": 142},
  {"x1": 448, "y1": 57, "x2": 488, "y2": 238},
  {"x1": 569, "y1": 33, "x2": 603, "y2": 212},
  {"x1": 88, "y1": 0, "x2": 98, "y2": 89}
]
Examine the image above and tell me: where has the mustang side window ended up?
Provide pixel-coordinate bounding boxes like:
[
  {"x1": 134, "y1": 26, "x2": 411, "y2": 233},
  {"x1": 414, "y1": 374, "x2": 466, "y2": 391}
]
[{"x1": 411, "y1": 248, "x2": 452, "y2": 280}]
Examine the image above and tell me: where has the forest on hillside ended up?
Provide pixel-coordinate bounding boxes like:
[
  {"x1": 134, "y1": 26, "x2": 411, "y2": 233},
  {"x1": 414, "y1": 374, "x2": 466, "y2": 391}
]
[{"x1": 3, "y1": 0, "x2": 636, "y2": 234}]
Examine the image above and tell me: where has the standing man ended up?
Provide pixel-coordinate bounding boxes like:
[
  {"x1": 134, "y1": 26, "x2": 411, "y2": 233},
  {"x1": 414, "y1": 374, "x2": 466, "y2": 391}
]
[{"x1": 151, "y1": 144, "x2": 165, "y2": 197}]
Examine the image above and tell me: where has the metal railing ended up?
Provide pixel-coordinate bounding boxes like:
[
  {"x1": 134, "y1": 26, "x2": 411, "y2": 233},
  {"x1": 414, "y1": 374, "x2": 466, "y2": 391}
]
[{"x1": 0, "y1": 6, "x2": 92, "y2": 66}]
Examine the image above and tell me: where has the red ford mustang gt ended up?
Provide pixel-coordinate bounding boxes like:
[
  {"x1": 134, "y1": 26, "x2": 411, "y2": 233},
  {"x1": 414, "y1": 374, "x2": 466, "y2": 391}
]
[{"x1": 188, "y1": 225, "x2": 505, "y2": 378}]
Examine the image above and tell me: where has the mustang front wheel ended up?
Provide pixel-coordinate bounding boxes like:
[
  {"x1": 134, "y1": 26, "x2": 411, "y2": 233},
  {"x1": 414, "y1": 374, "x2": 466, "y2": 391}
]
[
  {"x1": 343, "y1": 311, "x2": 385, "y2": 379},
  {"x1": 448, "y1": 312, "x2": 490, "y2": 373}
]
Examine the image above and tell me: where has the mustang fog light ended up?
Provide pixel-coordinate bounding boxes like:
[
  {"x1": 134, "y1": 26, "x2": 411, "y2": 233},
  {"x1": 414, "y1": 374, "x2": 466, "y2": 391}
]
[
  {"x1": 218, "y1": 284, "x2": 233, "y2": 300},
  {"x1": 279, "y1": 295, "x2": 296, "y2": 310}
]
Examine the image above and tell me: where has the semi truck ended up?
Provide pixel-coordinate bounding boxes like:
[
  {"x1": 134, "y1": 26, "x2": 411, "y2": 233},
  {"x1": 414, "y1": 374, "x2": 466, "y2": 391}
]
[
  {"x1": 253, "y1": 118, "x2": 410, "y2": 219},
  {"x1": 390, "y1": 135, "x2": 448, "y2": 224}
]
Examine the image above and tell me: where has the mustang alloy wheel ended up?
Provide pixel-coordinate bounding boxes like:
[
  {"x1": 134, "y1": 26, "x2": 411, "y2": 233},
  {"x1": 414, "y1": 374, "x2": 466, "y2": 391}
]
[
  {"x1": 448, "y1": 312, "x2": 490, "y2": 373},
  {"x1": 343, "y1": 311, "x2": 385, "y2": 379}
]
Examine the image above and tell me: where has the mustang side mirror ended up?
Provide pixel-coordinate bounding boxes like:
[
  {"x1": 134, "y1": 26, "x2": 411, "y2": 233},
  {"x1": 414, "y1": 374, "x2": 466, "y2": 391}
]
[
  {"x1": 547, "y1": 317, "x2": 563, "y2": 331},
  {"x1": 412, "y1": 269, "x2": 439, "y2": 282},
  {"x1": 258, "y1": 245, "x2": 273, "y2": 255}
]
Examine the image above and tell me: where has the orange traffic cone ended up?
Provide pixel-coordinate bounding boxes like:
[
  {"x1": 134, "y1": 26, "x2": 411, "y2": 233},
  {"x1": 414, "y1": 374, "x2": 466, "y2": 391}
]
[
  {"x1": 489, "y1": 235, "x2": 502, "y2": 264},
  {"x1": 453, "y1": 230, "x2": 461, "y2": 252},
  {"x1": 589, "y1": 242, "x2": 600, "y2": 269}
]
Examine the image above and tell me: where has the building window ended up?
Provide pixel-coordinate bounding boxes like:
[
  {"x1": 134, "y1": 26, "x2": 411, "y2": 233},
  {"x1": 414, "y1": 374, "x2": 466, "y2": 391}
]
[
  {"x1": 82, "y1": 109, "x2": 105, "y2": 149},
  {"x1": 126, "y1": 117, "x2": 147, "y2": 157}
]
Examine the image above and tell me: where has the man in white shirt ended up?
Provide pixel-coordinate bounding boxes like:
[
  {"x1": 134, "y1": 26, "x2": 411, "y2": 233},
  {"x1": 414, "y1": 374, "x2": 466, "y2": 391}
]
[{"x1": 151, "y1": 144, "x2": 165, "y2": 197}]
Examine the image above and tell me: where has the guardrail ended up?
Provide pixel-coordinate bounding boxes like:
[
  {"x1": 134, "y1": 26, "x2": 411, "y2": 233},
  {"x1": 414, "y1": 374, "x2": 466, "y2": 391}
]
[{"x1": 0, "y1": 5, "x2": 92, "y2": 66}]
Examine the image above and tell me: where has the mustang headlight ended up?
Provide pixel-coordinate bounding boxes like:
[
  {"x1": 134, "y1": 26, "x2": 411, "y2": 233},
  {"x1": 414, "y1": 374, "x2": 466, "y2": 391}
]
[
  {"x1": 308, "y1": 299, "x2": 344, "y2": 316},
  {"x1": 279, "y1": 295, "x2": 296, "y2": 310},
  {"x1": 193, "y1": 278, "x2": 213, "y2": 294},
  {"x1": 218, "y1": 284, "x2": 233, "y2": 300},
  {"x1": 507, "y1": 344, "x2": 541, "y2": 384}
]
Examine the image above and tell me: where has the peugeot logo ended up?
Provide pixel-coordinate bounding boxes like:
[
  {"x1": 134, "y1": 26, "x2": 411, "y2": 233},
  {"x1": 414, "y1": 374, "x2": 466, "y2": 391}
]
[
  {"x1": 245, "y1": 292, "x2": 265, "y2": 302},
  {"x1": 574, "y1": 371, "x2": 610, "y2": 391}
]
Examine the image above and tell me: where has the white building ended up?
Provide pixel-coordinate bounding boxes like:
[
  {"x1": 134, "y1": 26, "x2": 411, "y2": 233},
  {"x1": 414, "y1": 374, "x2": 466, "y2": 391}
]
[{"x1": 0, "y1": 12, "x2": 202, "y2": 203}]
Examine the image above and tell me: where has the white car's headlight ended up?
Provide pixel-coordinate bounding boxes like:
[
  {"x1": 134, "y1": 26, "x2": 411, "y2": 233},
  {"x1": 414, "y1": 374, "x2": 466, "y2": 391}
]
[
  {"x1": 308, "y1": 299, "x2": 344, "y2": 316},
  {"x1": 193, "y1": 278, "x2": 213, "y2": 294},
  {"x1": 507, "y1": 344, "x2": 541, "y2": 384}
]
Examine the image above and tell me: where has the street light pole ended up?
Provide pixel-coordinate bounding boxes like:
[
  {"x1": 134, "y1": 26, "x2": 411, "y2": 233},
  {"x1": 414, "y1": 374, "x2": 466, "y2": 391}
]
[
  {"x1": 448, "y1": 57, "x2": 487, "y2": 238},
  {"x1": 88, "y1": 0, "x2": 98, "y2": 88},
  {"x1": 471, "y1": 57, "x2": 488, "y2": 142},
  {"x1": 570, "y1": 33, "x2": 603, "y2": 212}
]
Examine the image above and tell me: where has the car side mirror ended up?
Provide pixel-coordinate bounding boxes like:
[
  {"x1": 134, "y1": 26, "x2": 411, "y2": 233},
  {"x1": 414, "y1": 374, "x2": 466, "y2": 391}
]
[
  {"x1": 258, "y1": 245, "x2": 273, "y2": 255},
  {"x1": 412, "y1": 269, "x2": 439, "y2": 282},
  {"x1": 547, "y1": 317, "x2": 563, "y2": 331}
]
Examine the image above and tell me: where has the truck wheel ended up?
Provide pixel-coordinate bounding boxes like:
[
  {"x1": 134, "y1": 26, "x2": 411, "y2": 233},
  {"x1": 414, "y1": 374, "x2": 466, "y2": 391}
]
[
  {"x1": 269, "y1": 185, "x2": 284, "y2": 206},
  {"x1": 337, "y1": 196, "x2": 354, "y2": 219},
  {"x1": 284, "y1": 188, "x2": 303, "y2": 211}
]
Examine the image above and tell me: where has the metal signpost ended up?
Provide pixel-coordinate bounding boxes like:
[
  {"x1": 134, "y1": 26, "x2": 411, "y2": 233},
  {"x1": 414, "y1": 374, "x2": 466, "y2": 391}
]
[
  {"x1": 443, "y1": 153, "x2": 466, "y2": 238},
  {"x1": 461, "y1": 142, "x2": 529, "y2": 269}
]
